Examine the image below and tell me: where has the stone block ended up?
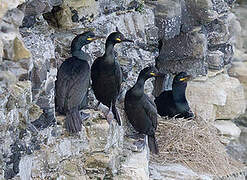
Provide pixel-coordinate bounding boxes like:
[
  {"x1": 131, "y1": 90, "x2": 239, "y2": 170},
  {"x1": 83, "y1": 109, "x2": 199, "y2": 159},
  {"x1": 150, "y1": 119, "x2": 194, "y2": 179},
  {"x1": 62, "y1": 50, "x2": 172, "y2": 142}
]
[
  {"x1": 23, "y1": 0, "x2": 52, "y2": 16},
  {"x1": 120, "y1": 147, "x2": 149, "y2": 179},
  {"x1": 187, "y1": 73, "x2": 246, "y2": 121},
  {"x1": 64, "y1": 0, "x2": 99, "y2": 19},
  {"x1": 206, "y1": 18, "x2": 230, "y2": 45},
  {"x1": 43, "y1": 4, "x2": 73, "y2": 29},
  {"x1": 19, "y1": 155, "x2": 33, "y2": 180},
  {"x1": 13, "y1": 37, "x2": 31, "y2": 61},
  {"x1": 207, "y1": 50, "x2": 225, "y2": 70},
  {"x1": 208, "y1": 43, "x2": 233, "y2": 66},
  {"x1": 212, "y1": 0, "x2": 230, "y2": 14},
  {"x1": 0, "y1": 0, "x2": 25, "y2": 19},
  {"x1": 157, "y1": 31, "x2": 207, "y2": 62},
  {"x1": 228, "y1": 61, "x2": 247, "y2": 104},
  {"x1": 146, "y1": 0, "x2": 182, "y2": 39},
  {"x1": 9, "y1": 81, "x2": 32, "y2": 109},
  {"x1": 214, "y1": 120, "x2": 241, "y2": 142},
  {"x1": 155, "y1": 30, "x2": 207, "y2": 78},
  {"x1": 0, "y1": 38, "x2": 3, "y2": 62},
  {"x1": 185, "y1": 0, "x2": 218, "y2": 24},
  {"x1": 150, "y1": 163, "x2": 213, "y2": 180}
]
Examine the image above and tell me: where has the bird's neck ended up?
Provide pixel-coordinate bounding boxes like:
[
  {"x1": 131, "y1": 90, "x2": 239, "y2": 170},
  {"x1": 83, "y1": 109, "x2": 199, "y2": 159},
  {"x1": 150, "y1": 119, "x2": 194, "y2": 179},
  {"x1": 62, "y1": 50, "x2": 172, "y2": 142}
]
[
  {"x1": 172, "y1": 83, "x2": 189, "y2": 110},
  {"x1": 103, "y1": 40, "x2": 115, "y2": 63},
  {"x1": 72, "y1": 50, "x2": 90, "y2": 61},
  {"x1": 131, "y1": 77, "x2": 145, "y2": 98}
]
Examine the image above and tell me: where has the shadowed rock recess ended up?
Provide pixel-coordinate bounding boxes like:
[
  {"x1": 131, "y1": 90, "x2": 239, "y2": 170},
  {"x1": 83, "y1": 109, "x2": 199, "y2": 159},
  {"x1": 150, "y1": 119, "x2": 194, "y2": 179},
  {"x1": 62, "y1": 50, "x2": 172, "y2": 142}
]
[{"x1": 0, "y1": 0, "x2": 247, "y2": 179}]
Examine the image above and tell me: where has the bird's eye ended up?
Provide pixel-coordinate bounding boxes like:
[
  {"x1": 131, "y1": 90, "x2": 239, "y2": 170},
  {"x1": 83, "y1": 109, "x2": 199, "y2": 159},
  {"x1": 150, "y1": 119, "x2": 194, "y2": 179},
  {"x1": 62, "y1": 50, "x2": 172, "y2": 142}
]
[
  {"x1": 87, "y1": 37, "x2": 93, "y2": 41},
  {"x1": 116, "y1": 38, "x2": 121, "y2": 42}
]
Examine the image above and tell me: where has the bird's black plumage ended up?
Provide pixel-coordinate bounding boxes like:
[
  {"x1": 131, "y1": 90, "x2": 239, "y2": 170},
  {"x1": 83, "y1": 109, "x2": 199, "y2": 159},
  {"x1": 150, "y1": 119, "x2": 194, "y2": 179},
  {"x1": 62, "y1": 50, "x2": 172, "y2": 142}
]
[
  {"x1": 91, "y1": 29, "x2": 134, "y2": 125},
  {"x1": 154, "y1": 72, "x2": 194, "y2": 118},
  {"x1": 125, "y1": 66, "x2": 160, "y2": 154},
  {"x1": 55, "y1": 31, "x2": 103, "y2": 133}
]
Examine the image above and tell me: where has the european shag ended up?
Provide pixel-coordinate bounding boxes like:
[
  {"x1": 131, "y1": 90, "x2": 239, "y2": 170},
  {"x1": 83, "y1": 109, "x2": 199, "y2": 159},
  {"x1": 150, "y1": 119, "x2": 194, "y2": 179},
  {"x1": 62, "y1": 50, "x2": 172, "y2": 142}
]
[
  {"x1": 55, "y1": 31, "x2": 104, "y2": 133},
  {"x1": 91, "y1": 28, "x2": 134, "y2": 126},
  {"x1": 124, "y1": 66, "x2": 160, "y2": 154},
  {"x1": 154, "y1": 72, "x2": 194, "y2": 118}
]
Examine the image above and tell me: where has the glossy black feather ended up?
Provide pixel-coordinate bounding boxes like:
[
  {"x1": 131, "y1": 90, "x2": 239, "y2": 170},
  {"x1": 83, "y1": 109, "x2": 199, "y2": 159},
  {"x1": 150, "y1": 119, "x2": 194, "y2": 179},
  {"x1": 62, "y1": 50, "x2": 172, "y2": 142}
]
[
  {"x1": 55, "y1": 31, "x2": 98, "y2": 133},
  {"x1": 91, "y1": 57, "x2": 122, "y2": 125},
  {"x1": 125, "y1": 67, "x2": 159, "y2": 154},
  {"x1": 91, "y1": 30, "x2": 133, "y2": 126},
  {"x1": 56, "y1": 57, "x2": 90, "y2": 113},
  {"x1": 154, "y1": 72, "x2": 194, "y2": 118}
]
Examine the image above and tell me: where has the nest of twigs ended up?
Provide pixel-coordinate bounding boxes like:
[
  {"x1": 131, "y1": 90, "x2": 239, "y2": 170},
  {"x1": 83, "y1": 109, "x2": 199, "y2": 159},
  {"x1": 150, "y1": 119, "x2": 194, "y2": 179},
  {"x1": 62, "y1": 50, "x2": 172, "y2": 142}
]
[{"x1": 151, "y1": 116, "x2": 245, "y2": 177}]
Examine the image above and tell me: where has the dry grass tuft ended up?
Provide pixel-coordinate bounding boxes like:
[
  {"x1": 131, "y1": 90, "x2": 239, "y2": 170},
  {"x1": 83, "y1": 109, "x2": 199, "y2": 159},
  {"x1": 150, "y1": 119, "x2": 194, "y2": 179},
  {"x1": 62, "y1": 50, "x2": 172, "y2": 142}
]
[{"x1": 151, "y1": 116, "x2": 245, "y2": 177}]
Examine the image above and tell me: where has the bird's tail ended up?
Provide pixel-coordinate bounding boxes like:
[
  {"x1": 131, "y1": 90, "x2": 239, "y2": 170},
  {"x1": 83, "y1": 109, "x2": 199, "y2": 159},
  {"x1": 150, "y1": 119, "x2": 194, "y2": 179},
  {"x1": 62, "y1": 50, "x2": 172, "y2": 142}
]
[
  {"x1": 65, "y1": 108, "x2": 82, "y2": 133},
  {"x1": 148, "y1": 135, "x2": 159, "y2": 154},
  {"x1": 112, "y1": 102, "x2": 121, "y2": 126}
]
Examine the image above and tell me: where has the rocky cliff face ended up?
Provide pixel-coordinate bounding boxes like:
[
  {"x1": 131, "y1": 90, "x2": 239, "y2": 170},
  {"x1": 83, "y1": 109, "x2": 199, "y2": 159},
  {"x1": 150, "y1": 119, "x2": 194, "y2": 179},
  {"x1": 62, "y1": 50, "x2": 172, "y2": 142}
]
[{"x1": 0, "y1": 0, "x2": 246, "y2": 179}]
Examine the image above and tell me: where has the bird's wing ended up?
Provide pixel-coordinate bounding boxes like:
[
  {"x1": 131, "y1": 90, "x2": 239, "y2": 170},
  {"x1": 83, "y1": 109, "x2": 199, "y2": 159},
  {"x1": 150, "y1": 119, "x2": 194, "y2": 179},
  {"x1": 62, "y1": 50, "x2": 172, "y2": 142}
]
[
  {"x1": 143, "y1": 94, "x2": 158, "y2": 130},
  {"x1": 66, "y1": 61, "x2": 90, "y2": 110},
  {"x1": 155, "y1": 90, "x2": 177, "y2": 117},
  {"x1": 55, "y1": 59, "x2": 75, "y2": 110},
  {"x1": 91, "y1": 57, "x2": 101, "y2": 85},
  {"x1": 56, "y1": 58, "x2": 90, "y2": 111},
  {"x1": 114, "y1": 60, "x2": 123, "y2": 96},
  {"x1": 146, "y1": 94, "x2": 157, "y2": 109}
]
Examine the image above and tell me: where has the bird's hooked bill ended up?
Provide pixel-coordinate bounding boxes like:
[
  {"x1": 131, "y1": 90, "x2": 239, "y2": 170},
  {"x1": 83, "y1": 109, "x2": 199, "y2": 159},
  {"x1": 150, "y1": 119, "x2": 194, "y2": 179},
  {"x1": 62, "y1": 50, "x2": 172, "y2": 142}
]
[
  {"x1": 122, "y1": 38, "x2": 134, "y2": 43},
  {"x1": 150, "y1": 72, "x2": 165, "y2": 77},
  {"x1": 180, "y1": 75, "x2": 192, "y2": 82},
  {"x1": 87, "y1": 36, "x2": 106, "y2": 41},
  {"x1": 93, "y1": 36, "x2": 106, "y2": 40}
]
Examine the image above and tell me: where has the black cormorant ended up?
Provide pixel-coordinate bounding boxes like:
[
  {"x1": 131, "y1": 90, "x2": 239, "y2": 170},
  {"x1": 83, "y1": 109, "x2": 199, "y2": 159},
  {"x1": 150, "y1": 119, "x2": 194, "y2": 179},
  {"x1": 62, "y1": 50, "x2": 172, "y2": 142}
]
[
  {"x1": 154, "y1": 72, "x2": 194, "y2": 118},
  {"x1": 124, "y1": 66, "x2": 160, "y2": 154},
  {"x1": 55, "y1": 31, "x2": 104, "y2": 133},
  {"x1": 91, "y1": 28, "x2": 134, "y2": 126}
]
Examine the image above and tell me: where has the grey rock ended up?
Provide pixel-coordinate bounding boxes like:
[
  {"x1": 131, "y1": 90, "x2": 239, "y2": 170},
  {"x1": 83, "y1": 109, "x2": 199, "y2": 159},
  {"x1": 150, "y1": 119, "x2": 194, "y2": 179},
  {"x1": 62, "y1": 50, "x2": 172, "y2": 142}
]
[
  {"x1": 225, "y1": 0, "x2": 236, "y2": 6},
  {"x1": 19, "y1": 155, "x2": 32, "y2": 180},
  {"x1": 1, "y1": 60, "x2": 30, "y2": 81},
  {"x1": 207, "y1": 50, "x2": 225, "y2": 70},
  {"x1": 150, "y1": 163, "x2": 213, "y2": 180},
  {"x1": 184, "y1": 0, "x2": 218, "y2": 24},
  {"x1": 0, "y1": 71, "x2": 17, "y2": 88},
  {"x1": 21, "y1": 15, "x2": 37, "y2": 28},
  {"x1": 205, "y1": 17, "x2": 230, "y2": 45},
  {"x1": 157, "y1": 30, "x2": 207, "y2": 62},
  {"x1": 4, "y1": 141, "x2": 24, "y2": 179},
  {"x1": 49, "y1": 0, "x2": 63, "y2": 6},
  {"x1": 208, "y1": 43, "x2": 233, "y2": 65},
  {"x1": 212, "y1": 0, "x2": 230, "y2": 15},
  {"x1": 2, "y1": 8, "x2": 24, "y2": 27},
  {"x1": 146, "y1": 0, "x2": 182, "y2": 39},
  {"x1": 31, "y1": 109, "x2": 55, "y2": 130},
  {"x1": 23, "y1": 0, "x2": 52, "y2": 16}
]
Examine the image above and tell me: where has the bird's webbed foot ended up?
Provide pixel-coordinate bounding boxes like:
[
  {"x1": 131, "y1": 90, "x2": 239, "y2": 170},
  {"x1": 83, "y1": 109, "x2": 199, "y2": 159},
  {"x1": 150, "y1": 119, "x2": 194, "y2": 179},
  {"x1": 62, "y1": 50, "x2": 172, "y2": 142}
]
[
  {"x1": 133, "y1": 139, "x2": 146, "y2": 151},
  {"x1": 79, "y1": 111, "x2": 90, "y2": 120},
  {"x1": 106, "y1": 110, "x2": 114, "y2": 124},
  {"x1": 125, "y1": 133, "x2": 145, "y2": 140}
]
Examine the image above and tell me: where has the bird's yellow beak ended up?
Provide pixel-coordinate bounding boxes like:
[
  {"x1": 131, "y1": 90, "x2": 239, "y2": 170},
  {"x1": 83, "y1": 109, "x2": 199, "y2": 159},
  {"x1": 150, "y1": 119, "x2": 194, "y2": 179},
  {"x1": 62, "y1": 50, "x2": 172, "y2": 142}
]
[
  {"x1": 150, "y1": 72, "x2": 158, "y2": 76},
  {"x1": 87, "y1": 37, "x2": 93, "y2": 41},
  {"x1": 179, "y1": 77, "x2": 188, "y2": 81},
  {"x1": 116, "y1": 38, "x2": 121, "y2": 42},
  {"x1": 179, "y1": 75, "x2": 192, "y2": 82},
  {"x1": 87, "y1": 36, "x2": 106, "y2": 41}
]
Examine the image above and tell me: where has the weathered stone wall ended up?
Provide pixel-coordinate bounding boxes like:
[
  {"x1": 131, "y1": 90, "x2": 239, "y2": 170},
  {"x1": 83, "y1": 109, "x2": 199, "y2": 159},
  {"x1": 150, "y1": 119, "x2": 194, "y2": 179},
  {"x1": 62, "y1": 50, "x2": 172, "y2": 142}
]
[{"x1": 0, "y1": 0, "x2": 246, "y2": 179}]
